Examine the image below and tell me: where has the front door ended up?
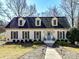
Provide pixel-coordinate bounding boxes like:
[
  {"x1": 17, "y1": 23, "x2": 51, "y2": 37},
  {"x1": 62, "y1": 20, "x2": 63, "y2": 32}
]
[{"x1": 47, "y1": 32, "x2": 52, "y2": 40}]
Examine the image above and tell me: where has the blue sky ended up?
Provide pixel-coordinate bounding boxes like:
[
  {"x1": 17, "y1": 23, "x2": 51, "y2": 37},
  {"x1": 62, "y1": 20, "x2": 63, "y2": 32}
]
[
  {"x1": 1, "y1": 0, "x2": 61, "y2": 13},
  {"x1": 27, "y1": 0, "x2": 61, "y2": 13}
]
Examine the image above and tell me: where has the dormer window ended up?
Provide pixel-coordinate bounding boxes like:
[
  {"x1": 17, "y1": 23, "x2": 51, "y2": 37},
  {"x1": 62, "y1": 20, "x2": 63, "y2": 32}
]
[
  {"x1": 35, "y1": 18, "x2": 41, "y2": 26},
  {"x1": 18, "y1": 17, "x2": 26, "y2": 26},
  {"x1": 19, "y1": 20, "x2": 22, "y2": 25},
  {"x1": 52, "y1": 17, "x2": 58, "y2": 26}
]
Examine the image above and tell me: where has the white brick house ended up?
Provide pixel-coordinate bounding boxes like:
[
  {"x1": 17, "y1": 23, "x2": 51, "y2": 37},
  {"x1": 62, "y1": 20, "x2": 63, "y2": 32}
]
[{"x1": 5, "y1": 17, "x2": 70, "y2": 42}]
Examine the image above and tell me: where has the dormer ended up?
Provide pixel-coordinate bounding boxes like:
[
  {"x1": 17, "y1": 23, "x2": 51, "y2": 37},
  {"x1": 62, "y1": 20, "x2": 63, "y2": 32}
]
[
  {"x1": 51, "y1": 17, "x2": 58, "y2": 26},
  {"x1": 18, "y1": 17, "x2": 26, "y2": 26},
  {"x1": 35, "y1": 17, "x2": 41, "y2": 26}
]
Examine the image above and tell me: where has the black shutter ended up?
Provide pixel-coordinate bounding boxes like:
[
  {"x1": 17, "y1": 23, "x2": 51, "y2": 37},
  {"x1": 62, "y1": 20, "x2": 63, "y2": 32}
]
[
  {"x1": 11, "y1": 32, "x2": 13, "y2": 39},
  {"x1": 28, "y1": 32, "x2": 29, "y2": 39},
  {"x1": 57, "y1": 31, "x2": 59, "y2": 39},
  {"x1": 63, "y1": 31, "x2": 65, "y2": 39}
]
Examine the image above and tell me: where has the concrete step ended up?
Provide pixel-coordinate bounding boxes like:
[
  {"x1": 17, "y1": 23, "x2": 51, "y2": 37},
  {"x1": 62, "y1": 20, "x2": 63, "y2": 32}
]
[{"x1": 44, "y1": 40, "x2": 56, "y2": 47}]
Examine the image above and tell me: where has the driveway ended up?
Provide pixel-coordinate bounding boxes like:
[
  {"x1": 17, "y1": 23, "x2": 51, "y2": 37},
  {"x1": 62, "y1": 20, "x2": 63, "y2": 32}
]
[{"x1": 45, "y1": 47, "x2": 62, "y2": 59}]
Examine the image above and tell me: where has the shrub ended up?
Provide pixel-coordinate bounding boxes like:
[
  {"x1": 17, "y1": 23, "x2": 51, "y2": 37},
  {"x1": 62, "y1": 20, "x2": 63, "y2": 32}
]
[
  {"x1": 66, "y1": 28, "x2": 79, "y2": 44},
  {"x1": 55, "y1": 40, "x2": 69, "y2": 46}
]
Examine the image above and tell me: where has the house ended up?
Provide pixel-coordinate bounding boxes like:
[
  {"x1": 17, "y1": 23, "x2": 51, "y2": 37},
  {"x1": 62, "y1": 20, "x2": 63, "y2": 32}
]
[{"x1": 5, "y1": 17, "x2": 70, "y2": 42}]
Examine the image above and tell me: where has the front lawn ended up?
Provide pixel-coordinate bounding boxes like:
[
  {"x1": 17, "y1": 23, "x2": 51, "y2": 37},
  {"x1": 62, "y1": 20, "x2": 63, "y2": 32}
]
[
  {"x1": 64, "y1": 47, "x2": 79, "y2": 53},
  {"x1": 0, "y1": 43, "x2": 41, "y2": 59},
  {"x1": 55, "y1": 40, "x2": 79, "y2": 53}
]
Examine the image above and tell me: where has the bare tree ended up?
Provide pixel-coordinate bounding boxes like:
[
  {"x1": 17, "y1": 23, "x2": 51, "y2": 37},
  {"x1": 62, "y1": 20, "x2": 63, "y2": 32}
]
[
  {"x1": 41, "y1": 6, "x2": 61, "y2": 17},
  {"x1": 77, "y1": 12, "x2": 79, "y2": 28},
  {"x1": 61, "y1": 0, "x2": 79, "y2": 27},
  {"x1": 0, "y1": 0, "x2": 37, "y2": 20}
]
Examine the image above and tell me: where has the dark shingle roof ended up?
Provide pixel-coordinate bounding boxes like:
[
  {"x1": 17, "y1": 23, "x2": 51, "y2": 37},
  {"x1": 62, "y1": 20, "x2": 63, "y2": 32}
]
[{"x1": 5, "y1": 17, "x2": 70, "y2": 28}]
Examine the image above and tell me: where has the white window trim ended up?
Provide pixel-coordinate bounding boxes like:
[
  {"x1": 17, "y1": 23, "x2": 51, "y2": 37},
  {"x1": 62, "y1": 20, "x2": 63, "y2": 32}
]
[
  {"x1": 34, "y1": 31, "x2": 41, "y2": 40},
  {"x1": 57, "y1": 31, "x2": 66, "y2": 39},
  {"x1": 11, "y1": 31, "x2": 18, "y2": 39},
  {"x1": 18, "y1": 17, "x2": 25, "y2": 26},
  {"x1": 22, "y1": 31, "x2": 29, "y2": 39},
  {"x1": 35, "y1": 18, "x2": 41, "y2": 26},
  {"x1": 51, "y1": 17, "x2": 58, "y2": 26}
]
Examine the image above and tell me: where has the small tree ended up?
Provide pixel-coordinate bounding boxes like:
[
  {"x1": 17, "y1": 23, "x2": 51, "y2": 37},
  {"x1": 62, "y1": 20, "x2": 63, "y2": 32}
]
[{"x1": 66, "y1": 28, "x2": 79, "y2": 44}]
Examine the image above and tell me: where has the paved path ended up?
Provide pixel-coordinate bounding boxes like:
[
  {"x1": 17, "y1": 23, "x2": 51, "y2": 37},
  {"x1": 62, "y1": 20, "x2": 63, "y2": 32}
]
[
  {"x1": 19, "y1": 46, "x2": 46, "y2": 59},
  {"x1": 45, "y1": 47, "x2": 62, "y2": 59}
]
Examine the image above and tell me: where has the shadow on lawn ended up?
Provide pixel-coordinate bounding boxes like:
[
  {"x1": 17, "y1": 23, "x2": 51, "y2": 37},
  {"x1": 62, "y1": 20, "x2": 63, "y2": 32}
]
[
  {"x1": 54, "y1": 41, "x2": 79, "y2": 48},
  {"x1": 4, "y1": 41, "x2": 44, "y2": 48}
]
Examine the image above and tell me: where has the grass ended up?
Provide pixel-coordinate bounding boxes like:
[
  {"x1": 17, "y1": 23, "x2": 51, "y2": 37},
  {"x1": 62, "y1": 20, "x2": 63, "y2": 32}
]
[
  {"x1": 0, "y1": 33, "x2": 6, "y2": 41},
  {"x1": 0, "y1": 43, "x2": 41, "y2": 59},
  {"x1": 64, "y1": 47, "x2": 79, "y2": 53}
]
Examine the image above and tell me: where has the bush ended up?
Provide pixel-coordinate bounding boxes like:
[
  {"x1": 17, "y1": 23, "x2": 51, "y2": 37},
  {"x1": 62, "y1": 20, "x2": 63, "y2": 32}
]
[
  {"x1": 55, "y1": 40, "x2": 69, "y2": 46},
  {"x1": 33, "y1": 41, "x2": 43, "y2": 45},
  {"x1": 66, "y1": 28, "x2": 79, "y2": 44}
]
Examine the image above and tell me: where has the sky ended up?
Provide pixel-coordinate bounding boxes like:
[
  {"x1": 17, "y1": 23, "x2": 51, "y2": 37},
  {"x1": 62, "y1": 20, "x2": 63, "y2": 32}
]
[
  {"x1": 0, "y1": 0, "x2": 61, "y2": 21},
  {"x1": 27, "y1": 0, "x2": 61, "y2": 13},
  {"x1": 1, "y1": 0, "x2": 61, "y2": 13}
]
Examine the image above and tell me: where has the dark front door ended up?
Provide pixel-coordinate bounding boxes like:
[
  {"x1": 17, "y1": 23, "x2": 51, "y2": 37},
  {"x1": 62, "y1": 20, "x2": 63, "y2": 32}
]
[{"x1": 47, "y1": 32, "x2": 51, "y2": 40}]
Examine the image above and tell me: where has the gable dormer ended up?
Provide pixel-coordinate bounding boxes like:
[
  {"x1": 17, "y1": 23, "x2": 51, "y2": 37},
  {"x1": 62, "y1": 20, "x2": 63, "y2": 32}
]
[
  {"x1": 35, "y1": 17, "x2": 41, "y2": 26},
  {"x1": 18, "y1": 17, "x2": 26, "y2": 26},
  {"x1": 51, "y1": 17, "x2": 58, "y2": 26}
]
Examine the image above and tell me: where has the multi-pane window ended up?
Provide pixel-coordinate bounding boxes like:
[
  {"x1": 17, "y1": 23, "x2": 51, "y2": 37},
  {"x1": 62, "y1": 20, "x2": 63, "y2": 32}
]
[
  {"x1": 11, "y1": 31, "x2": 18, "y2": 39},
  {"x1": 37, "y1": 20, "x2": 40, "y2": 25},
  {"x1": 57, "y1": 31, "x2": 65, "y2": 39},
  {"x1": 22, "y1": 31, "x2": 29, "y2": 39},
  {"x1": 35, "y1": 18, "x2": 41, "y2": 26},
  {"x1": 19, "y1": 20, "x2": 22, "y2": 25},
  {"x1": 57, "y1": 31, "x2": 60, "y2": 39},
  {"x1": 53, "y1": 20, "x2": 56, "y2": 25},
  {"x1": 18, "y1": 17, "x2": 26, "y2": 26},
  {"x1": 60, "y1": 32, "x2": 63, "y2": 39},
  {"x1": 63, "y1": 31, "x2": 65, "y2": 39},
  {"x1": 34, "y1": 31, "x2": 41, "y2": 40},
  {"x1": 52, "y1": 18, "x2": 58, "y2": 26}
]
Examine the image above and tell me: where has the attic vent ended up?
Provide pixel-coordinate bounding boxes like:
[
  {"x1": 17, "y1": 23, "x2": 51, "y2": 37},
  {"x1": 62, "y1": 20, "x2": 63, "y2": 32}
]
[
  {"x1": 35, "y1": 18, "x2": 41, "y2": 26},
  {"x1": 18, "y1": 17, "x2": 26, "y2": 26},
  {"x1": 51, "y1": 17, "x2": 58, "y2": 26}
]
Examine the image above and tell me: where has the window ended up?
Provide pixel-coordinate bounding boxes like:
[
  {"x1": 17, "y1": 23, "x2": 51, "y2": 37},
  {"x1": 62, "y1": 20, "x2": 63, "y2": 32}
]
[
  {"x1": 22, "y1": 31, "x2": 29, "y2": 39},
  {"x1": 63, "y1": 31, "x2": 65, "y2": 39},
  {"x1": 57, "y1": 31, "x2": 65, "y2": 39},
  {"x1": 37, "y1": 20, "x2": 40, "y2": 25},
  {"x1": 11, "y1": 31, "x2": 18, "y2": 39},
  {"x1": 35, "y1": 18, "x2": 41, "y2": 26},
  {"x1": 19, "y1": 20, "x2": 22, "y2": 25},
  {"x1": 18, "y1": 17, "x2": 25, "y2": 26},
  {"x1": 60, "y1": 32, "x2": 63, "y2": 39},
  {"x1": 53, "y1": 20, "x2": 56, "y2": 25},
  {"x1": 34, "y1": 31, "x2": 41, "y2": 40},
  {"x1": 52, "y1": 18, "x2": 58, "y2": 26},
  {"x1": 57, "y1": 31, "x2": 60, "y2": 39}
]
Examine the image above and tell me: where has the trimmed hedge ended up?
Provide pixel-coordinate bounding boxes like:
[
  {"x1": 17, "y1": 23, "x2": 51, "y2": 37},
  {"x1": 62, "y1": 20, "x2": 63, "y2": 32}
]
[{"x1": 55, "y1": 40, "x2": 70, "y2": 46}]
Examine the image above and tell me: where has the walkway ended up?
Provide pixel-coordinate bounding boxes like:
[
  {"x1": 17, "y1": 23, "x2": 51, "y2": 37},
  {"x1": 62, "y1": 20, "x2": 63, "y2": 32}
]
[
  {"x1": 19, "y1": 46, "x2": 46, "y2": 59},
  {"x1": 45, "y1": 47, "x2": 62, "y2": 59}
]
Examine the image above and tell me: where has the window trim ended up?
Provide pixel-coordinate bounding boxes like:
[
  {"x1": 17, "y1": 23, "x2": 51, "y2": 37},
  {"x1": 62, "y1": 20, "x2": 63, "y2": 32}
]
[
  {"x1": 57, "y1": 31, "x2": 65, "y2": 39},
  {"x1": 35, "y1": 18, "x2": 41, "y2": 26},
  {"x1": 51, "y1": 18, "x2": 58, "y2": 26},
  {"x1": 34, "y1": 31, "x2": 41, "y2": 40},
  {"x1": 11, "y1": 31, "x2": 18, "y2": 39},
  {"x1": 22, "y1": 31, "x2": 29, "y2": 39},
  {"x1": 18, "y1": 17, "x2": 25, "y2": 26}
]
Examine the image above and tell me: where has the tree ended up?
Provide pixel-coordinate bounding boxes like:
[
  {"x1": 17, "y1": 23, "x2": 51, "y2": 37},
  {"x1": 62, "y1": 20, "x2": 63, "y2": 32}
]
[
  {"x1": 61, "y1": 0, "x2": 79, "y2": 27},
  {"x1": 77, "y1": 12, "x2": 79, "y2": 29},
  {"x1": 0, "y1": 0, "x2": 37, "y2": 20},
  {"x1": 41, "y1": 6, "x2": 61, "y2": 17},
  {"x1": 66, "y1": 28, "x2": 79, "y2": 44}
]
